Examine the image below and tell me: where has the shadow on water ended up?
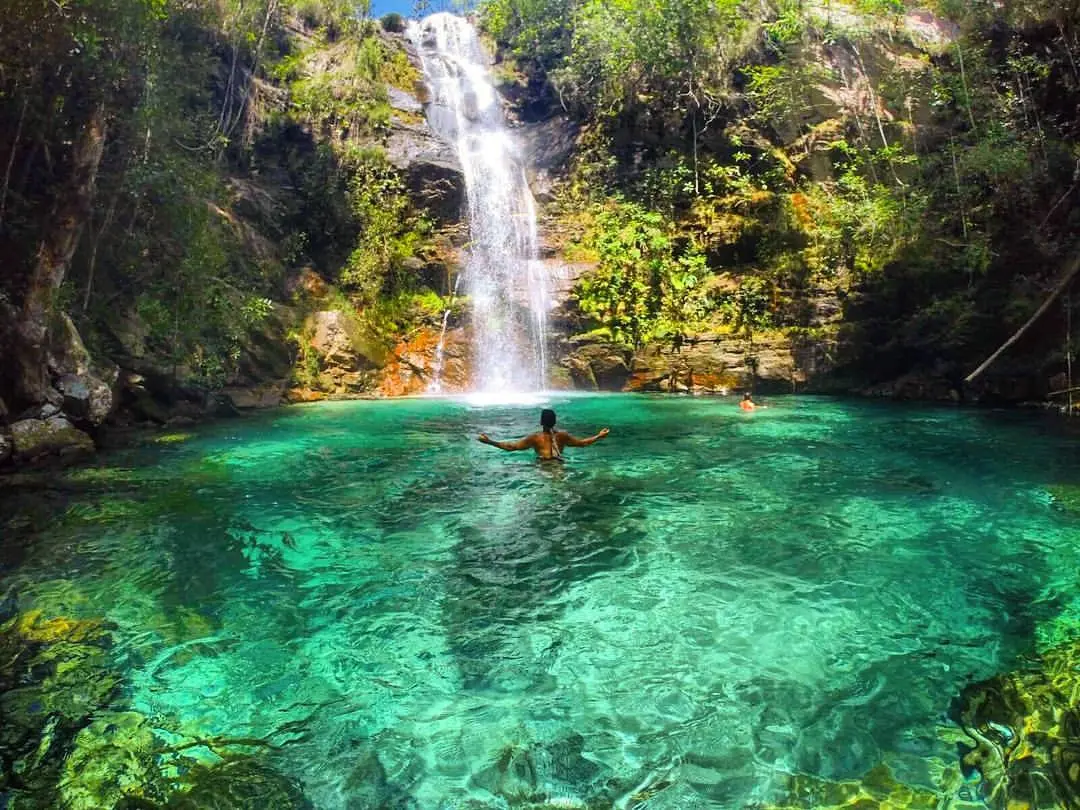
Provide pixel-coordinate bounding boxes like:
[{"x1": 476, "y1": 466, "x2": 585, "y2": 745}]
[{"x1": 424, "y1": 464, "x2": 645, "y2": 691}]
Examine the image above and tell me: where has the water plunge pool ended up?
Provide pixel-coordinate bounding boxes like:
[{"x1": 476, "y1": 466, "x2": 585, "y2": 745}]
[{"x1": 2, "y1": 394, "x2": 1080, "y2": 809}]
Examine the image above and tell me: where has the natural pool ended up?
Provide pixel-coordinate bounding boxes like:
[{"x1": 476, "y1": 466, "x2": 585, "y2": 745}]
[{"x1": 3, "y1": 394, "x2": 1080, "y2": 809}]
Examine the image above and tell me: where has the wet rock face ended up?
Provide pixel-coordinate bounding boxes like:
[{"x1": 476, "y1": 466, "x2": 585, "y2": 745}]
[
  {"x1": 560, "y1": 332, "x2": 839, "y2": 394},
  {"x1": 519, "y1": 115, "x2": 579, "y2": 171},
  {"x1": 221, "y1": 381, "x2": 287, "y2": 410},
  {"x1": 376, "y1": 325, "x2": 471, "y2": 396},
  {"x1": 386, "y1": 117, "x2": 465, "y2": 225},
  {"x1": 562, "y1": 340, "x2": 633, "y2": 391}
]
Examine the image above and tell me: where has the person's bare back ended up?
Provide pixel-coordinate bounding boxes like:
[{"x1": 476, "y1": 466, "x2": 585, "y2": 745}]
[{"x1": 477, "y1": 408, "x2": 609, "y2": 460}]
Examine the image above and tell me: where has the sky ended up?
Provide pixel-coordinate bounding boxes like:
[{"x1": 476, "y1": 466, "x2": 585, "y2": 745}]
[{"x1": 369, "y1": 0, "x2": 474, "y2": 20}]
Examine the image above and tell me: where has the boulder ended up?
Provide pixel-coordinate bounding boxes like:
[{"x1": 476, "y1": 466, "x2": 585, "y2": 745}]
[
  {"x1": 10, "y1": 416, "x2": 95, "y2": 461},
  {"x1": 56, "y1": 372, "x2": 114, "y2": 425},
  {"x1": 0, "y1": 431, "x2": 11, "y2": 464}
]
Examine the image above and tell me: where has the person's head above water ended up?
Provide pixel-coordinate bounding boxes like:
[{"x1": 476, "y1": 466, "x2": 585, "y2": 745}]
[
  {"x1": 743, "y1": 392, "x2": 752, "y2": 400},
  {"x1": 540, "y1": 408, "x2": 557, "y2": 432}
]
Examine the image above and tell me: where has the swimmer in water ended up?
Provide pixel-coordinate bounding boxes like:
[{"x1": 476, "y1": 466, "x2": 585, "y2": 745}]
[
  {"x1": 739, "y1": 392, "x2": 757, "y2": 411},
  {"x1": 477, "y1": 408, "x2": 610, "y2": 461}
]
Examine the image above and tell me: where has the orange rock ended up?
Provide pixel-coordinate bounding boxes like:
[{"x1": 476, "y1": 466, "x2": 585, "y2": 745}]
[{"x1": 286, "y1": 387, "x2": 327, "y2": 403}]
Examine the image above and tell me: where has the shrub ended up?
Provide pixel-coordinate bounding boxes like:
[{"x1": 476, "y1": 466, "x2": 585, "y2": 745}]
[{"x1": 380, "y1": 12, "x2": 405, "y2": 32}]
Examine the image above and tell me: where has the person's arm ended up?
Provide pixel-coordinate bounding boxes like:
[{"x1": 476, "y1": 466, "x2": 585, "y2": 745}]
[
  {"x1": 477, "y1": 433, "x2": 536, "y2": 452},
  {"x1": 557, "y1": 428, "x2": 610, "y2": 447}
]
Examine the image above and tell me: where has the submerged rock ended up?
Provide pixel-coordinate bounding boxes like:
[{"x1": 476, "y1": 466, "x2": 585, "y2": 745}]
[
  {"x1": 470, "y1": 745, "x2": 541, "y2": 803},
  {"x1": 1048, "y1": 484, "x2": 1080, "y2": 516},
  {"x1": 762, "y1": 762, "x2": 947, "y2": 809},
  {"x1": 950, "y1": 637, "x2": 1080, "y2": 809},
  {"x1": 60, "y1": 711, "x2": 166, "y2": 810},
  {"x1": 167, "y1": 757, "x2": 312, "y2": 810},
  {"x1": 468, "y1": 736, "x2": 607, "y2": 807},
  {"x1": 0, "y1": 610, "x2": 123, "y2": 806}
]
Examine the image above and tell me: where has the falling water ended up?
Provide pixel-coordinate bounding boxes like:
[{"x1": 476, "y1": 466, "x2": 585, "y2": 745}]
[{"x1": 408, "y1": 13, "x2": 549, "y2": 393}]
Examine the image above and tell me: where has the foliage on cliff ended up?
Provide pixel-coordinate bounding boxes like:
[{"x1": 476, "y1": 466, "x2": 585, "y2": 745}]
[
  {"x1": 0, "y1": 0, "x2": 435, "y2": 409},
  {"x1": 485, "y1": 0, "x2": 1080, "y2": 395}
]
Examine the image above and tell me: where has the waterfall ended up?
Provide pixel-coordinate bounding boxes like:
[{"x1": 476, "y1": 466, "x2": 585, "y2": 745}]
[{"x1": 408, "y1": 13, "x2": 549, "y2": 394}]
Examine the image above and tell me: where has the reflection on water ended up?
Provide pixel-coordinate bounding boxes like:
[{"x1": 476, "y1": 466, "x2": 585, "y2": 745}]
[{"x1": 2, "y1": 395, "x2": 1080, "y2": 809}]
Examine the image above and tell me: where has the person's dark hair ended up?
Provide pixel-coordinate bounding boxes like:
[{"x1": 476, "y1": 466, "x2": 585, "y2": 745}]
[
  {"x1": 540, "y1": 408, "x2": 557, "y2": 431},
  {"x1": 743, "y1": 392, "x2": 752, "y2": 400}
]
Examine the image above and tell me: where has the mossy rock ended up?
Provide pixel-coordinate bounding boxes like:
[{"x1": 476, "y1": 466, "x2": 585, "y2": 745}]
[
  {"x1": 153, "y1": 432, "x2": 195, "y2": 445},
  {"x1": 167, "y1": 758, "x2": 312, "y2": 810}
]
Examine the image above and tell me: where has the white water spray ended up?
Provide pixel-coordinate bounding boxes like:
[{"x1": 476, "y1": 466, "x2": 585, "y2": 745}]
[{"x1": 408, "y1": 13, "x2": 549, "y2": 394}]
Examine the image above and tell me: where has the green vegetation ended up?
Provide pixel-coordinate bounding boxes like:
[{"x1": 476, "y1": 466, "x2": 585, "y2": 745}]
[
  {"x1": 484, "y1": 0, "x2": 1080, "y2": 389},
  {"x1": 0, "y1": 0, "x2": 438, "y2": 408}
]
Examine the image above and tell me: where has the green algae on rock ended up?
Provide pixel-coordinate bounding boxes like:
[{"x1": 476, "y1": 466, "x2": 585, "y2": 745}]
[
  {"x1": 60, "y1": 711, "x2": 167, "y2": 810},
  {"x1": 0, "y1": 610, "x2": 124, "y2": 807},
  {"x1": 951, "y1": 638, "x2": 1080, "y2": 809},
  {"x1": 1047, "y1": 484, "x2": 1080, "y2": 516},
  {"x1": 760, "y1": 762, "x2": 956, "y2": 810}
]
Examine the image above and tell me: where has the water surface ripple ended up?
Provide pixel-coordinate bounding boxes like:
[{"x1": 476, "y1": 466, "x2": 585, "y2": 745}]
[{"x1": 3, "y1": 394, "x2": 1080, "y2": 808}]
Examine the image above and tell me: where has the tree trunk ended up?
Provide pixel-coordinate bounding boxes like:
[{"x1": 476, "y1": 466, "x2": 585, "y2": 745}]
[
  {"x1": 964, "y1": 253, "x2": 1080, "y2": 385},
  {"x1": 0, "y1": 94, "x2": 29, "y2": 228},
  {"x1": 12, "y1": 101, "x2": 107, "y2": 405}
]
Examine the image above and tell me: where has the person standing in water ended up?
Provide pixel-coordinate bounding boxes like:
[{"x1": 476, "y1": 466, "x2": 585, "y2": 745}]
[
  {"x1": 477, "y1": 408, "x2": 609, "y2": 460},
  {"x1": 740, "y1": 392, "x2": 757, "y2": 411}
]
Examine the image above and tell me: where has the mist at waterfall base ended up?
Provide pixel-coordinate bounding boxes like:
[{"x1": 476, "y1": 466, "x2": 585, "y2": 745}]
[
  {"x1": 409, "y1": 14, "x2": 550, "y2": 396},
  {"x1": 6, "y1": 396, "x2": 1080, "y2": 808}
]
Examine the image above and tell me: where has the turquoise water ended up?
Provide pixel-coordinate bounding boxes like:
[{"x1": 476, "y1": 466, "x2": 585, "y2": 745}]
[{"x1": 3, "y1": 394, "x2": 1080, "y2": 808}]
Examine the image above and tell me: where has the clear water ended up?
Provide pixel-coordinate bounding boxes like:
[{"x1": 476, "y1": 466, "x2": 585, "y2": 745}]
[
  {"x1": 3, "y1": 395, "x2": 1080, "y2": 808},
  {"x1": 408, "y1": 14, "x2": 549, "y2": 392}
]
